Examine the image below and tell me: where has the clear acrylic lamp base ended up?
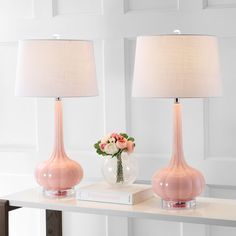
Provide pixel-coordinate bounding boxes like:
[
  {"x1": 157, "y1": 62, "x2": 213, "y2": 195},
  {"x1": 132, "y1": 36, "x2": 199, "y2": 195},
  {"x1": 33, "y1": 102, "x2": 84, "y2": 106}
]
[
  {"x1": 43, "y1": 188, "x2": 76, "y2": 198},
  {"x1": 161, "y1": 199, "x2": 196, "y2": 209}
]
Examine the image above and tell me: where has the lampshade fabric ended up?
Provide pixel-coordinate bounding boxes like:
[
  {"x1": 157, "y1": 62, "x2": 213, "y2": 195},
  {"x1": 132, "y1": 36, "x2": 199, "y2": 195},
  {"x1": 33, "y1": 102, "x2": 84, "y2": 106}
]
[
  {"x1": 15, "y1": 40, "x2": 98, "y2": 97},
  {"x1": 132, "y1": 35, "x2": 222, "y2": 98}
]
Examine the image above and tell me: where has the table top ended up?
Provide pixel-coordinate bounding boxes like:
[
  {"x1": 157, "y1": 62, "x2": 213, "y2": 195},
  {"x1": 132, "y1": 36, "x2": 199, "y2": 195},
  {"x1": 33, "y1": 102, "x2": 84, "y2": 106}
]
[{"x1": 3, "y1": 188, "x2": 236, "y2": 227}]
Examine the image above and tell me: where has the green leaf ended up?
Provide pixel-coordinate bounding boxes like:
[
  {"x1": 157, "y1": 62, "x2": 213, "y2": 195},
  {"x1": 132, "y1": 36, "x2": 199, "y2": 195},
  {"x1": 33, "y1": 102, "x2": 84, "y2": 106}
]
[
  {"x1": 120, "y1": 133, "x2": 128, "y2": 139},
  {"x1": 96, "y1": 147, "x2": 108, "y2": 157},
  {"x1": 128, "y1": 137, "x2": 135, "y2": 142},
  {"x1": 98, "y1": 149, "x2": 104, "y2": 154},
  {"x1": 94, "y1": 140, "x2": 101, "y2": 149}
]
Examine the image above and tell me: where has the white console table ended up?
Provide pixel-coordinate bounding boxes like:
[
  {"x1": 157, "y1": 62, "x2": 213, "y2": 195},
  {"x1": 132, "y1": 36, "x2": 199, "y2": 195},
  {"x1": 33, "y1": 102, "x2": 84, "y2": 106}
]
[{"x1": 1, "y1": 188, "x2": 236, "y2": 236}]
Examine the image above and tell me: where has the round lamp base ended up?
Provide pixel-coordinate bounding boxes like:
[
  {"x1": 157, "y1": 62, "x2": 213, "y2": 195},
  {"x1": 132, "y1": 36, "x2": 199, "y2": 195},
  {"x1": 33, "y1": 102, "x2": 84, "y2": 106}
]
[
  {"x1": 43, "y1": 188, "x2": 76, "y2": 198},
  {"x1": 161, "y1": 199, "x2": 196, "y2": 209}
]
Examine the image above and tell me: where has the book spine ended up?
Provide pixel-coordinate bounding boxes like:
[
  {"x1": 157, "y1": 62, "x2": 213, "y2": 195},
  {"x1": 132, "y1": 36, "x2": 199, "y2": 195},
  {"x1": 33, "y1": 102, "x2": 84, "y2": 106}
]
[
  {"x1": 133, "y1": 189, "x2": 154, "y2": 204},
  {"x1": 77, "y1": 191, "x2": 132, "y2": 205}
]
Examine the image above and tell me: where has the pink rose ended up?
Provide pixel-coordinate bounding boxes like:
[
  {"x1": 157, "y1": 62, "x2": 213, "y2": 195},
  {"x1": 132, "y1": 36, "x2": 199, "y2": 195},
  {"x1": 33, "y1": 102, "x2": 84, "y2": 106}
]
[
  {"x1": 111, "y1": 133, "x2": 124, "y2": 140},
  {"x1": 111, "y1": 133, "x2": 121, "y2": 140},
  {"x1": 116, "y1": 138, "x2": 127, "y2": 149},
  {"x1": 127, "y1": 140, "x2": 135, "y2": 154},
  {"x1": 99, "y1": 143, "x2": 106, "y2": 151}
]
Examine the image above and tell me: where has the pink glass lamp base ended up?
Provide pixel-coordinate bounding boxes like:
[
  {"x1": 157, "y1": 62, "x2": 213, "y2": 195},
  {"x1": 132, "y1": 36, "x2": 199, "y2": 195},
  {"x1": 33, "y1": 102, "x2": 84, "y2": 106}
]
[
  {"x1": 35, "y1": 99, "x2": 83, "y2": 198},
  {"x1": 152, "y1": 100, "x2": 205, "y2": 210},
  {"x1": 36, "y1": 154, "x2": 83, "y2": 198}
]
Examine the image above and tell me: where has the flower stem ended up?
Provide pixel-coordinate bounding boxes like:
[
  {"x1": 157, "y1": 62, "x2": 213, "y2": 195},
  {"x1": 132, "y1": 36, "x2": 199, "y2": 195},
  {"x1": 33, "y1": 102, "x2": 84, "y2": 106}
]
[{"x1": 116, "y1": 153, "x2": 124, "y2": 183}]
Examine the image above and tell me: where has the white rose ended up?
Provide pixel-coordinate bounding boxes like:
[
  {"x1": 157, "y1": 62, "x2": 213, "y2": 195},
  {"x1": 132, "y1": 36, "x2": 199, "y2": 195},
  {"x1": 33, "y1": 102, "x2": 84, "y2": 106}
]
[
  {"x1": 108, "y1": 137, "x2": 116, "y2": 143},
  {"x1": 104, "y1": 143, "x2": 119, "y2": 155},
  {"x1": 101, "y1": 133, "x2": 111, "y2": 144}
]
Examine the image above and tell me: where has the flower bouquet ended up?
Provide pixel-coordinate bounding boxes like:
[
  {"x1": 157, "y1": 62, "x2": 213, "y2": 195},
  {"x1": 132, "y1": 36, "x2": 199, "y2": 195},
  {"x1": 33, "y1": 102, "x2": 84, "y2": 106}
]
[{"x1": 94, "y1": 133, "x2": 137, "y2": 185}]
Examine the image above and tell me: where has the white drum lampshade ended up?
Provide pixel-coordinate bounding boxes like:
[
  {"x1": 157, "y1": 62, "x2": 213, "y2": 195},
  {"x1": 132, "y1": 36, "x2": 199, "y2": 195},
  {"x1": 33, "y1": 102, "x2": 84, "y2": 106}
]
[
  {"x1": 15, "y1": 39, "x2": 98, "y2": 97},
  {"x1": 132, "y1": 35, "x2": 222, "y2": 98}
]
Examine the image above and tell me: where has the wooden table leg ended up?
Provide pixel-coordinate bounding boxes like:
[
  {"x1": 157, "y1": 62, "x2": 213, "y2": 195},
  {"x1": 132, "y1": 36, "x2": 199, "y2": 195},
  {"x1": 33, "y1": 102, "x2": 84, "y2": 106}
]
[
  {"x1": 46, "y1": 210, "x2": 62, "y2": 236},
  {"x1": 0, "y1": 200, "x2": 9, "y2": 236}
]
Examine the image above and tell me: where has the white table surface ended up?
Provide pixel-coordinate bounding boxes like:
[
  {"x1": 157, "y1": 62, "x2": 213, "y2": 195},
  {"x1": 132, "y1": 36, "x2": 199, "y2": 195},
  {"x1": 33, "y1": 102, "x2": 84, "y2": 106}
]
[{"x1": 3, "y1": 188, "x2": 236, "y2": 227}]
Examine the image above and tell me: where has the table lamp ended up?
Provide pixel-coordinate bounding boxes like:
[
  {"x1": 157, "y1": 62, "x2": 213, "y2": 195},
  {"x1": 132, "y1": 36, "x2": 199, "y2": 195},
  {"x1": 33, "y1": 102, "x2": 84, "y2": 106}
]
[
  {"x1": 15, "y1": 39, "x2": 98, "y2": 197},
  {"x1": 132, "y1": 35, "x2": 222, "y2": 209}
]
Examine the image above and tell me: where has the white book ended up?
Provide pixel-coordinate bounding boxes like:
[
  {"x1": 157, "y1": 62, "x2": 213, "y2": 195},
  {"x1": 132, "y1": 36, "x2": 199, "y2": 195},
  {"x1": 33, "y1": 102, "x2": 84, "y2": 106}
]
[{"x1": 77, "y1": 182, "x2": 153, "y2": 205}]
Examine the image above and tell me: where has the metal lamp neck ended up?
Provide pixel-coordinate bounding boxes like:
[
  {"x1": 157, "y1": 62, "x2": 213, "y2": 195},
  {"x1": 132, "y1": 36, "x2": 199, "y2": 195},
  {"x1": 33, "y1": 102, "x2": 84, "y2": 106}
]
[{"x1": 175, "y1": 98, "x2": 180, "y2": 104}]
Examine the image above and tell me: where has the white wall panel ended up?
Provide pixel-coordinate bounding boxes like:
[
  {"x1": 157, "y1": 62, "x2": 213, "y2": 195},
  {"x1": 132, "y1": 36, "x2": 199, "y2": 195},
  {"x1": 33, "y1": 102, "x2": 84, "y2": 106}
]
[
  {"x1": 63, "y1": 213, "x2": 106, "y2": 236},
  {"x1": 0, "y1": 0, "x2": 33, "y2": 18},
  {"x1": 207, "y1": 184, "x2": 236, "y2": 199},
  {"x1": 132, "y1": 219, "x2": 181, "y2": 236},
  {"x1": 54, "y1": 0, "x2": 102, "y2": 16},
  {"x1": 0, "y1": 43, "x2": 37, "y2": 151},
  {"x1": 63, "y1": 97, "x2": 103, "y2": 151},
  {"x1": 204, "y1": 0, "x2": 236, "y2": 8},
  {"x1": 9, "y1": 209, "x2": 43, "y2": 236},
  {"x1": 206, "y1": 38, "x2": 236, "y2": 158},
  {"x1": 209, "y1": 226, "x2": 236, "y2": 236},
  {"x1": 125, "y1": 0, "x2": 178, "y2": 12},
  {"x1": 181, "y1": 223, "x2": 206, "y2": 236}
]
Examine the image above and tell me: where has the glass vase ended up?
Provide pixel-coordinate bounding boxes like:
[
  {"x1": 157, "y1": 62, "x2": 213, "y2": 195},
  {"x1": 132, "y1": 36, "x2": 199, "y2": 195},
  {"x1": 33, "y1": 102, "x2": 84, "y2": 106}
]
[{"x1": 101, "y1": 153, "x2": 138, "y2": 187}]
